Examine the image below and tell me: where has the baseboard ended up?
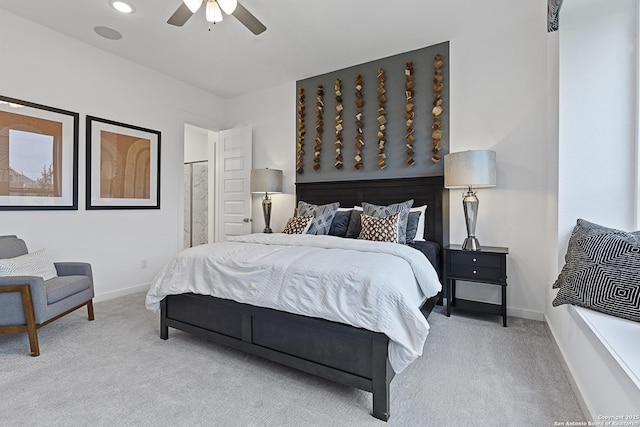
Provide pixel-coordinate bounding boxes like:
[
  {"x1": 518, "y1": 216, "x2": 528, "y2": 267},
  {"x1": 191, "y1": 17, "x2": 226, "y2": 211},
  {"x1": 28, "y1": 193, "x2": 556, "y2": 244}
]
[
  {"x1": 543, "y1": 314, "x2": 591, "y2": 419},
  {"x1": 507, "y1": 306, "x2": 543, "y2": 321},
  {"x1": 94, "y1": 283, "x2": 150, "y2": 303}
]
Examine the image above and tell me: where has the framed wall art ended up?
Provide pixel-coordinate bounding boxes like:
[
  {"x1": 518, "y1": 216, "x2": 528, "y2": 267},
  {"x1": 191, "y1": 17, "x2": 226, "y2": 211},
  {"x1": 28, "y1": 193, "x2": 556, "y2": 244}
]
[
  {"x1": 0, "y1": 95, "x2": 79, "y2": 210},
  {"x1": 86, "y1": 116, "x2": 161, "y2": 210}
]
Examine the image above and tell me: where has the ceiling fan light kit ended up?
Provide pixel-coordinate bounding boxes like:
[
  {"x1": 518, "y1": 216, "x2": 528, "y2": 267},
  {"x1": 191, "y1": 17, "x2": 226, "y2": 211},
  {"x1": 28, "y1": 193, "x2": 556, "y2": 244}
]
[
  {"x1": 169, "y1": 0, "x2": 266, "y2": 35},
  {"x1": 206, "y1": 1, "x2": 223, "y2": 23},
  {"x1": 183, "y1": 0, "x2": 204, "y2": 13},
  {"x1": 217, "y1": 0, "x2": 238, "y2": 15}
]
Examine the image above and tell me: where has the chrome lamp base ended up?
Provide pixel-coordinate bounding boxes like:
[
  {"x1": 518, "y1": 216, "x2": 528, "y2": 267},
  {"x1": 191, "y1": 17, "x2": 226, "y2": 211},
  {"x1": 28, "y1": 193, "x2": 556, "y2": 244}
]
[
  {"x1": 462, "y1": 236, "x2": 481, "y2": 251},
  {"x1": 462, "y1": 188, "x2": 481, "y2": 251},
  {"x1": 262, "y1": 193, "x2": 273, "y2": 233}
]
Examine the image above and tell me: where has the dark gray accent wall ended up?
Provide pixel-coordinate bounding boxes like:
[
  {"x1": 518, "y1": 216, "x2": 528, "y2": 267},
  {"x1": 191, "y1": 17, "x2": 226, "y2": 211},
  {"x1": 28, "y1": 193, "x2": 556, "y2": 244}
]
[{"x1": 296, "y1": 41, "x2": 449, "y2": 183}]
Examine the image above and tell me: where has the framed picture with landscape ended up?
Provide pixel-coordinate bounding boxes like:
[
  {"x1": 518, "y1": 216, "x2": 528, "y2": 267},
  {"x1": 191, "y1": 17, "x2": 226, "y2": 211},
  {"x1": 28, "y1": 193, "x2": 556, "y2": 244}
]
[
  {"x1": 0, "y1": 95, "x2": 79, "y2": 210},
  {"x1": 86, "y1": 116, "x2": 161, "y2": 210}
]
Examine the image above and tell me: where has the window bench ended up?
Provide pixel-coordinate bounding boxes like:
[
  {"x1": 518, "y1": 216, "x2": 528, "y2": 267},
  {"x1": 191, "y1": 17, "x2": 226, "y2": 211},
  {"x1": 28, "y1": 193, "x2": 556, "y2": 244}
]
[
  {"x1": 574, "y1": 306, "x2": 640, "y2": 390},
  {"x1": 557, "y1": 306, "x2": 640, "y2": 418}
]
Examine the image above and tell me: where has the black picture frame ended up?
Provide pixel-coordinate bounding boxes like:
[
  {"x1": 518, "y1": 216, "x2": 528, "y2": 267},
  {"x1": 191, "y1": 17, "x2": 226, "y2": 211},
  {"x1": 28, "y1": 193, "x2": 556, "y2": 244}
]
[
  {"x1": 0, "y1": 95, "x2": 79, "y2": 211},
  {"x1": 86, "y1": 115, "x2": 161, "y2": 210}
]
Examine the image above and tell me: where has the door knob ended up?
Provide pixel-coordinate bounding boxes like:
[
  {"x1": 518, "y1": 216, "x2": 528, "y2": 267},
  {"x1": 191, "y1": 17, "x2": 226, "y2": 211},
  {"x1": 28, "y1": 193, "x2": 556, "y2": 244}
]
[{"x1": 243, "y1": 218, "x2": 252, "y2": 223}]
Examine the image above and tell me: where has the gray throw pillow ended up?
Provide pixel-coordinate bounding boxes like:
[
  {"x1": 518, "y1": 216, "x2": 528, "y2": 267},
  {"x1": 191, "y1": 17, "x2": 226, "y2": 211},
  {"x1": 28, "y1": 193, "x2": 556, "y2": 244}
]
[
  {"x1": 552, "y1": 219, "x2": 640, "y2": 323},
  {"x1": 297, "y1": 201, "x2": 340, "y2": 235},
  {"x1": 345, "y1": 210, "x2": 362, "y2": 238},
  {"x1": 405, "y1": 211, "x2": 421, "y2": 242},
  {"x1": 361, "y1": 199, "x2": 414, "y2": 244},
  {"x1": 328, "y1": 210, "x2": 351, "y2": 237}
]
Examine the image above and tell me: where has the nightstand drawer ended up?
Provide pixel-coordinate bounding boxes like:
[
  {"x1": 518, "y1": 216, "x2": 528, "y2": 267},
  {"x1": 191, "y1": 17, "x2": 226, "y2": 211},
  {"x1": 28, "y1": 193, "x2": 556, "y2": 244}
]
[
  {"x1": 449, "y1": 263, "x2": 503, "y2": 281},
  {"x1": 450, "y1": 251, "x2": 501, "y2": 268}
]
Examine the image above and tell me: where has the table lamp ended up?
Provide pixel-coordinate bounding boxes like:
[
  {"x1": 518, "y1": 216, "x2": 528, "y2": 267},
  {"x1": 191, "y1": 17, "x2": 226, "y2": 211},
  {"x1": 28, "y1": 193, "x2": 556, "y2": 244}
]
[
  {"x1": 250, "y1": 168, "x2": 283, "y2": 233},
  {"x1": 444, "y1": 150, "x2": 496, "y2": 251}
]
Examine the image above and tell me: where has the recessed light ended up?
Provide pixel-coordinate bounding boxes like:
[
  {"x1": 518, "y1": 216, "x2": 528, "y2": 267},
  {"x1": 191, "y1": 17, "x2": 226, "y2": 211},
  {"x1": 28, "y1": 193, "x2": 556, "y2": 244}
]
[
  {"x1": 112, "y1": 1, "x2": 134, "y2": 14},
  {"x1": 94, "y1": 26, "x2": 123, "y2": 40}
]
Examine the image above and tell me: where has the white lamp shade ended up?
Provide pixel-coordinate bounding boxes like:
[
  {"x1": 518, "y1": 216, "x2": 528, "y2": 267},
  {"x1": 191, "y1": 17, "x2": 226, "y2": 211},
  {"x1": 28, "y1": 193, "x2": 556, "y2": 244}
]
[
  {"x1": 251, "y1": 169, "x2": 283, "y2": 193},
  {"x1": 444, "y1": 150, "x2": 496, "y2": 189},
  {"x1": 206, "y1": 1, "x2": 224, "y2": 23},
  {"x1": 217, "y1": 0, "x2": 238, "y2": 14},
  {"x1": 183, "y1": 0, "x2": 203, "y2": 13}
]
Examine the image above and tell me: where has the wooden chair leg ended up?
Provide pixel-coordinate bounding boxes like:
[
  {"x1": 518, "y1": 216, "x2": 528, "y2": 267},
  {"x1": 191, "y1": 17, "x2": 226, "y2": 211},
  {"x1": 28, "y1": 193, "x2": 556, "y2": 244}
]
[
  {"x1": 87, "y1": 299, "x2": 95, "y2": 321},
  {"x1": 19, "y1": 286, "x2": 40, "y2": 357}
]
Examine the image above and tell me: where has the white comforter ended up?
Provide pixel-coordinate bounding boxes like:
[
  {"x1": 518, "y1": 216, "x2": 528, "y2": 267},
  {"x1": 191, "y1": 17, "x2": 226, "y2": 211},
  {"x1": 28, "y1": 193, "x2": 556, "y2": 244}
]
[{"x1": 145, "y1": 233, "x2": 441, "y2": 373}]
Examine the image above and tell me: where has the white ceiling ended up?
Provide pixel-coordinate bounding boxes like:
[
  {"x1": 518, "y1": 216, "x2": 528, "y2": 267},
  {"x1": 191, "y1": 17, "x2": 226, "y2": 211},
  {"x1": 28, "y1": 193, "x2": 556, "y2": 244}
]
[{"x1": 0, "y1": 0, "x2": 530, "y2": 99}]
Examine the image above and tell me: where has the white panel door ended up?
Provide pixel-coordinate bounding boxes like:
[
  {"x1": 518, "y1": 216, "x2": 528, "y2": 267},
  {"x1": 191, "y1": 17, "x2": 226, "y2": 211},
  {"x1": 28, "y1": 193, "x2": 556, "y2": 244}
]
[{"x1": 215, "y1": 127, "x2": 252, "y2": 241}]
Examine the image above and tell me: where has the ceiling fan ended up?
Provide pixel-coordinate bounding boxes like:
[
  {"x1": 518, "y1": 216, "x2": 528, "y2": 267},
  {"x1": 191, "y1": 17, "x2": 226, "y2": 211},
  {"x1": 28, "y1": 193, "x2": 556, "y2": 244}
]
[{"x1": 168, "y1": 0, "x2": 266, "y2": 35}]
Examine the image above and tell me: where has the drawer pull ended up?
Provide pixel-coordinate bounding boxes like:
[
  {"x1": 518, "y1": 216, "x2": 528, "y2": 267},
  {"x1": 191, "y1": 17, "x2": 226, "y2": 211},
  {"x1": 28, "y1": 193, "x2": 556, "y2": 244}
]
[
  {"x1": 473, "y1": 270, "x2": 477, "y2": 274},
  {"x1": 473, "y1": 258, "x2": 477, "y2": 262}
]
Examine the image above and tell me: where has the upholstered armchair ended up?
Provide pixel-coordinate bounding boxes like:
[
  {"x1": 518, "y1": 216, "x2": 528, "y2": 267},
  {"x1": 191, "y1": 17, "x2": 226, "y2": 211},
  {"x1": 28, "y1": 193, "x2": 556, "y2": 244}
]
[{"x1": 0, "y1": 235, "x2": 94, "y2": 356}]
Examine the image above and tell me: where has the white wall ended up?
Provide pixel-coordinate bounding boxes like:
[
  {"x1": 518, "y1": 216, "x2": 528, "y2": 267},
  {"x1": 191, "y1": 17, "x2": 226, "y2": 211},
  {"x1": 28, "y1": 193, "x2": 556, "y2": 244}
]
[
  {"x1": 545, "y1": 0, "x2": 639, "y2": 417},
  {"x1": 225, "y1": 1, "x2": 551, "y2": 320},
  {"x1": 225, "y1": 82, "x2": 297, "y2": 234},
  {"x1": 447, "y1": 1, "x2": 550, "y2": 320},
  {"x1": 0, "y1": 10, "x2": 226, "y2": 300},
  {"x1": 184, "y1": 124, "x2": 209, "y2": 163}
]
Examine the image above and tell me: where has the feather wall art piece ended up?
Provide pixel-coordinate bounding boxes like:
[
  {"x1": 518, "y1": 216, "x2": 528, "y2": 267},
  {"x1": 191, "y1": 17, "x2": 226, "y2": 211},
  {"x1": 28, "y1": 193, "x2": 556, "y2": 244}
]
[
  {"x1": 314, "y1": 85, "x2": 324, "y2": 171},
  {"x1": 354, "y1": 73, "x2": 364, "y2": 170},
  {"x1": 431, "y1": 54, "x2": 444, "y2": 163},
  {"x1": 405, "y1": 61, "x2": 415, "y2": 166},
  {"x1": 334, "y1": 79, "x2": 343, "y2": 170},
  {"x1": 377, "y1": 69, "x2": 387, "y2": 169},
  {"x1": 296, "y1": 87, "x2": 305, "y2": 175}
]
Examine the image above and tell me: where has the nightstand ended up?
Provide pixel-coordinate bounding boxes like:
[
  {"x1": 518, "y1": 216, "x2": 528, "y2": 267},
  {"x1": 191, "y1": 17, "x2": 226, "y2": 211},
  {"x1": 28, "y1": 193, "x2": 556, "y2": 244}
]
[{"x1": 443, "y1": 244, "x2": 509, "y2": 326}]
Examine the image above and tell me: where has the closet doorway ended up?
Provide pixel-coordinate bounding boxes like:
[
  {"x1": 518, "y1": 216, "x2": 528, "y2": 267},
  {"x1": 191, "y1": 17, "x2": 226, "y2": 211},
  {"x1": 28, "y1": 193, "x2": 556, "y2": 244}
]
[{"x1": 183, "y1": 124, "x2": 211, "y2": 248}]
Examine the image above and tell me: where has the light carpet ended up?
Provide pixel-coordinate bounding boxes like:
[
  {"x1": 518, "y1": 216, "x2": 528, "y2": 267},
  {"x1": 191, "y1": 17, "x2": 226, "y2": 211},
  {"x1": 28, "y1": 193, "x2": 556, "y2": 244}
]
[{"x1": 0, "y1": 293, "x2": 585, "y2": 426}]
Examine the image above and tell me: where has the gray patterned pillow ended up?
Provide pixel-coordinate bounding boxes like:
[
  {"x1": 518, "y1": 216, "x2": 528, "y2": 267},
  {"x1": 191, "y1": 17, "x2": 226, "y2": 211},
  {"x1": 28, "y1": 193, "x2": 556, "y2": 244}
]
[
  {"x1": 552, "y1": 219, "x2": 640, "y2": 322},
  {"x1": 297, "y1": 201, "x2": 340, "y2": 235},
  {"x1": 361, "y1": 199, "x2": 414, "y2": 244}
]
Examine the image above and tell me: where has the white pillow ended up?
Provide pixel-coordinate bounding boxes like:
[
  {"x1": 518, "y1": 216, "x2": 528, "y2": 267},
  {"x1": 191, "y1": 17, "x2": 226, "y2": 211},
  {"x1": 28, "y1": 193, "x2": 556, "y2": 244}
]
[
  {"x1": 0, "y1": 248, "x2": 58, "y2": 281},
  {"x1": 411, "y1": 205, "x2": 427, "y2": 242}
]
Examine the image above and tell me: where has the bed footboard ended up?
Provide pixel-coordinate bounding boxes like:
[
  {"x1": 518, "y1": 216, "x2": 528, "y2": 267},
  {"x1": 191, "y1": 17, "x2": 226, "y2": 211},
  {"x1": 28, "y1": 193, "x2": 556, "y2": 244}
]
[{"x1": 160, "y1": 293, "x2": 394, "y2": 421}]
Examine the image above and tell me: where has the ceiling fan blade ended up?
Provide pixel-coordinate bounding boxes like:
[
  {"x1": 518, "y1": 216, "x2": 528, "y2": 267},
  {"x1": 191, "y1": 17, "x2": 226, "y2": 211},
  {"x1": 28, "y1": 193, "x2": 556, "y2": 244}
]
[
  {"x1": 167, "y1": 3, "x2": 194, "y2": 27},
  {"x1": 232, "y1": 2, "x2": 267, "y2": 35}
]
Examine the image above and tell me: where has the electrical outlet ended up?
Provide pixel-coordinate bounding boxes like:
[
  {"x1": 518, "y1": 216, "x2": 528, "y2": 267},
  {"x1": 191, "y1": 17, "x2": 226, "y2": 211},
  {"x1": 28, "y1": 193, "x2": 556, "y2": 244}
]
[{"x1": 140, "y1": 259, "x2": 148, "y2": 269}]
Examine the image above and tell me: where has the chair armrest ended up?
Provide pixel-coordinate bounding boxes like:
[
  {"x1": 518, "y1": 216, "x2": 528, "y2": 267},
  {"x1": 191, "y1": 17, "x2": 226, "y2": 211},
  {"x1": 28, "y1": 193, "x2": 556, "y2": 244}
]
[
  {"x1": 0, "y1": 275, "x2": 48, "y2": 319},
  {"x1": 54, "y1": 262, "x2": 93, "y2": 280}
]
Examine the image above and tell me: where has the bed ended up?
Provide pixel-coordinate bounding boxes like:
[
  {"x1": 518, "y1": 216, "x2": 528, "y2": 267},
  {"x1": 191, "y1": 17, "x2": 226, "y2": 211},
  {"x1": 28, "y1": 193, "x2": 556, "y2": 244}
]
[{"x1": 148, "y1": 176, "x2": 447, "y2": 421}]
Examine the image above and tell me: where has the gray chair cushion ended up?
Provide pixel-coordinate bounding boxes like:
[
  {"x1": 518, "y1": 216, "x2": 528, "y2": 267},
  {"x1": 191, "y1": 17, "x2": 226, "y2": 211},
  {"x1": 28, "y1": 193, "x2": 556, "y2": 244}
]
[
  {"x1": 0, "y1": 236, "x2": 28, "y2": 259},
  {"x1": 45, "y1": 276, "x2": 92, "y2": 305}
]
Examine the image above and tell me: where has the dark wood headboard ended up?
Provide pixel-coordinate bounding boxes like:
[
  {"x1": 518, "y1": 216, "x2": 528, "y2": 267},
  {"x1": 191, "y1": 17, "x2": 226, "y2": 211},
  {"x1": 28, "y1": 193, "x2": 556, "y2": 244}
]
[{"x1": 295, "y1": 176, "x2": 449, "y2": 249}]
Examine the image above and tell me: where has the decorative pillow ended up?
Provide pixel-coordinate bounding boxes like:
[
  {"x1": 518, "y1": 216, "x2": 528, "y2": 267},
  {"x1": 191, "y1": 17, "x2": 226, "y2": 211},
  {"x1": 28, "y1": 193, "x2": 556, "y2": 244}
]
[
  {"x1": 405, "y1": 211, "x2": 421, "y2": 242},
  {"x1": 345, "y1": 210, "x2": 362, "y2": 238},
  {"x1": 361, "y1": 199, "x2": 414, "y2": 244},
  {"x1": 359, "y1": 213, "x2": 400, "y2": 243},
  {"x1": 552, "y1": 219, "x2": 640, "y2": 323},
  {"x1": 411, "y1": 205, "x2": 427, "y2": 242},
  {"x1": 297, "y1": 201, "x2": 340, "y2": 235},
  {"x1": 282, "y1": 216, "x2": 313, "y2": 234},
  {"x1": 0, "y1": 248, "x2": 58, "y2": 281},
  {"x1": 328, "y1": 210, "x2": 351, "y2": 237}
]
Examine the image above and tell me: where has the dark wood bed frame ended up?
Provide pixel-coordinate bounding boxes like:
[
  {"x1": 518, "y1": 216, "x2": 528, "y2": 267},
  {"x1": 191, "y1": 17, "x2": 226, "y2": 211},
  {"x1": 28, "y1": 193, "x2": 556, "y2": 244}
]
[{"x1": 160, "y1": 176, "x2": 447, "y2": 421}]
